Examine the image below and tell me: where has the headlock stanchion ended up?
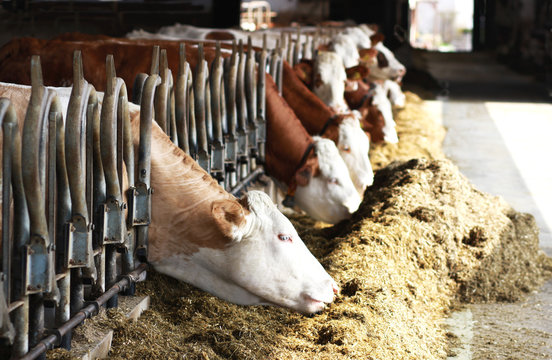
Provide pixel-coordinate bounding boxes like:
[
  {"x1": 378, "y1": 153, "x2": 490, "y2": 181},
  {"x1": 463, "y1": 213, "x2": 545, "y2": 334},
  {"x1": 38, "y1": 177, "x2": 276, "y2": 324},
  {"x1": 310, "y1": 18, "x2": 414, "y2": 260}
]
[
  {"x1": 0, "y1": 97, "x2": 29, "y2": 358},
  {"x1": 255, "y1": 35, "x2": 268, "y2": 164},
  {"x1": 175, "y1": 43, "x2": 193, "y2": 155},
  {"x1": 134, "y1": 71, "x2": 161, "y2": 262},
  {"x1": 236, "y1": 40, "x2": 250, "y2": 181},
  {"x1": 245, "y1": 36, "x2": 258, "y2": 170},
  {"x1": 194, "y1": 43, "x2": 212, "y2": 173},
  {"x1": 100, "y1": 55, "x2": 131, "y2": 309},
  {"x1": 22, "y1": 56, "x2": 66, "y2": 358},
  {"x1": 209, "y1": 42, "x2": 226, "y2": 184},
  {"x1": 64, "y1": 51, "x2": 97, "y2": 348},
  {"x1": 223, "y1": 41, "x2": 239, "y2": 189}
]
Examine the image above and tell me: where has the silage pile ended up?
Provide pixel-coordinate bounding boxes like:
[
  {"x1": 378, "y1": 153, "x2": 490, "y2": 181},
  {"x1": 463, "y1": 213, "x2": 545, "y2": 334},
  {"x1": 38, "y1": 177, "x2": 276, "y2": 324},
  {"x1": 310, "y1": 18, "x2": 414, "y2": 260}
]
[{"x1": 47, "y1": 91, "x2": 552, "y2": 360}]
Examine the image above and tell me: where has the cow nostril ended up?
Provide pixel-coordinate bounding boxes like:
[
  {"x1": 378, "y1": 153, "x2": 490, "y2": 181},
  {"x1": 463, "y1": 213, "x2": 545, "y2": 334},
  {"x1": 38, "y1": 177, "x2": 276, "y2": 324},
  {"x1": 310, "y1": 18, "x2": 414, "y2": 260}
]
[{"x1": 333, "y1": 283, "x2": 339, "y2": 295}]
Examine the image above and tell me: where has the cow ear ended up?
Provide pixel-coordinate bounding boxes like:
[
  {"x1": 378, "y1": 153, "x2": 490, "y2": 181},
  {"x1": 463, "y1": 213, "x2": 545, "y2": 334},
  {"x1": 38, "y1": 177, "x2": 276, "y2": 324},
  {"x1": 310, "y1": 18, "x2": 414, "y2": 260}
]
[
  {"x1": 237, "y1": 194, "x2": 251, "y2": 211},
  {"x1": 345, "y1": 65, "x2": 369, "y2": 80},
  {"x1": 294, "y1": 61, "x2": 313, "y2": 87},
  {"x1": 370, "y1": 33, "x2": 385, "y2": 45},
  {"x1": 295, "y1": 165, "x2": 313, "y2": 186},
  {"x1": 211, "y1": 199, "x2": 247, "y2": 238}
]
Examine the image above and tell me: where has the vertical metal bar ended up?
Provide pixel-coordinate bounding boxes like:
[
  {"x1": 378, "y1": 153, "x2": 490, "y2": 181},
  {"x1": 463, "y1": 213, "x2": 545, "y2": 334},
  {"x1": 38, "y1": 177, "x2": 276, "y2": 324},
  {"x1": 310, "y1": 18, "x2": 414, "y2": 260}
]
[
  {"x1": 194, "y1": 43, "x2": 211, "y2": 173},
  {"x1": 135, "y1": 74, "x2": 161, "y2": 262},
  {"x1": 223, "y1": 41, "x2": 238, "y2": 190},
  {"x1": 175, "y1": 43, "x2": 191, "y2": 154},
  {"x1": 210, "y1": 41, "x2": 225, "y2": 184},
  {"x1": 256, "y1": 35, "x2": 267, "y2": 164},
  {"x1": 293, "y1": 27, "x2": 301, "y2": 66},
  {"x1": 236, "y1": 40, "x2": 249, "y2": 180},
  {"x1": 245, "y1": 36, "x2": 258, "y2": 170}
]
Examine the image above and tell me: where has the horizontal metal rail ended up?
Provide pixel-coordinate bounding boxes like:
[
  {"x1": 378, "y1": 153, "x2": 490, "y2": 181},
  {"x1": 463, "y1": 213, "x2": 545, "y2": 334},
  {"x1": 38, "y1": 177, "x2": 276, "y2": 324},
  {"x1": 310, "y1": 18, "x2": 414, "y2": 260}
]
[{"x1": 18, "y1": 263, "x2": 147, "y2": 360}]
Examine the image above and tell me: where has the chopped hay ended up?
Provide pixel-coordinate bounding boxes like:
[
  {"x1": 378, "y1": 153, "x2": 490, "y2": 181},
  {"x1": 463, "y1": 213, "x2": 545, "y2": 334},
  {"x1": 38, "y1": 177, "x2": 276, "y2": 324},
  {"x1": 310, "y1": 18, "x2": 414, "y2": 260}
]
[{"x1": 46, "y1": 91, "x2": 551, "y2": 360}]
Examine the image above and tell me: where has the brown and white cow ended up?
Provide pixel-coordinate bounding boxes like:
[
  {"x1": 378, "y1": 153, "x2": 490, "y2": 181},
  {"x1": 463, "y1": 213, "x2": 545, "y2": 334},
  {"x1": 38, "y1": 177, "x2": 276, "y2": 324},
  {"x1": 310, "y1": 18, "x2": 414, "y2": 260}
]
[
  {"x1": 265, "y1": 75, "x2": 361, "y2": 223},
  {"x1": 0, "y1": 81, "x2": 339, "y2": 314},
  {"x1": 281, "y1": 61, "x2": 373, "y2": 194}
]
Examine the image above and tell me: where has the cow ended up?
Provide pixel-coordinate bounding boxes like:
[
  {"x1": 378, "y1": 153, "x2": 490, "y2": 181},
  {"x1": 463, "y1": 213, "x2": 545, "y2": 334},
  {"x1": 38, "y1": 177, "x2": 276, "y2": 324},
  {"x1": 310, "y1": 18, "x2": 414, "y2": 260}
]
[
  {"x1": 265, "y1": 74, "x2": 361, "y2": 223},
  {"x1": 0, "y1": 81, "x2": 339, "y2": 314},
  {"x1": 281, "y1": 61, "x2": 373, "y2": 193}
]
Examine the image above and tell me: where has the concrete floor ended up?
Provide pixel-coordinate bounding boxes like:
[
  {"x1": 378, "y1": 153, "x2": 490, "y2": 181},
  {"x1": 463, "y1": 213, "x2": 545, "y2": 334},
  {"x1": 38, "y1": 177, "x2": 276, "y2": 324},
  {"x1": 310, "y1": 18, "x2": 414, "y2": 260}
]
[{"x1": 414, "y1": 50, "x2": 552, "y2": 359}]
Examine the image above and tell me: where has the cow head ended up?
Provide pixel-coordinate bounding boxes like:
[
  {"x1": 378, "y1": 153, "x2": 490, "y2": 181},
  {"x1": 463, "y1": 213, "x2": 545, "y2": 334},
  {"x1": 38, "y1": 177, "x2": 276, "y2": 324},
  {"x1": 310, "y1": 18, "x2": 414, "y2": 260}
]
[
  {"x1": 294, "y1": 137, "x2": 361, "y2": 224},
  {"x1": 312, "y1": 51, "x2": 349, "y2": 113},
  {"x1": 214, "y1": 191, "x2": 339, "y2": 313},
  {"x1": 337, "y1": 113, "x2": 374, "y2": 194},
  {"x1": 367, "y1": 42, "x2": 406, "y2": 82}
]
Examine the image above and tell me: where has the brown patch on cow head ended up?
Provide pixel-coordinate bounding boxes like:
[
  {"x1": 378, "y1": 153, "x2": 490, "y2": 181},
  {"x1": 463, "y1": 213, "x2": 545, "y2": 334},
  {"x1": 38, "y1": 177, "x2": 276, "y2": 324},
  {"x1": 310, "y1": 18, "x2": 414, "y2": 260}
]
[
  {"x1": 370, "y1": 33, "x2": 385, "y2": 46},
  {"x1": 294, "y1": 60, "x2": 314, "y2": 87},
  {"x1": 345, "y1": 65, "x2": 369, "y2": 80},
  {"x1": 205, "y1": 31, "x2": 235, "y2": 41},
  {"x1": 211, "y1": 199, "x2": 248, "y2": 239},
  {"x1": 376, "y1": 51, "x2": 389, "y2": 68}
]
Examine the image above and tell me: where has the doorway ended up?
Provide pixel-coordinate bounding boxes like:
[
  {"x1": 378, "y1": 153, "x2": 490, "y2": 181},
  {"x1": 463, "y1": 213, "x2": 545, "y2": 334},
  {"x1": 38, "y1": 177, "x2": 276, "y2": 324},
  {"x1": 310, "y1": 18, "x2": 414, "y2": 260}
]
[{"x1": 409, "y1": 0, "x2": 473, "y2": 51}]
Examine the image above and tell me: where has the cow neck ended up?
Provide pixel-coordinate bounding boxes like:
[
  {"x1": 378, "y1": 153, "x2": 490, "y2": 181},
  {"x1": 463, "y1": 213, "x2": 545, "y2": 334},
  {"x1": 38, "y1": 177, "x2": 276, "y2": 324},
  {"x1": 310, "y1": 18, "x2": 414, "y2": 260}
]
[
  {"x1": 345, "y1": 80, "x2": 375, "y2": 110},
  {"x1": 282, "y1": 62, "x2": 340, "y2": 143},
  {"x1": 129, "y1": 110, "x2": 245, "y2": 262},
  {"x1": 265, "y1": 74, "x2": 318, "y2": 186}
]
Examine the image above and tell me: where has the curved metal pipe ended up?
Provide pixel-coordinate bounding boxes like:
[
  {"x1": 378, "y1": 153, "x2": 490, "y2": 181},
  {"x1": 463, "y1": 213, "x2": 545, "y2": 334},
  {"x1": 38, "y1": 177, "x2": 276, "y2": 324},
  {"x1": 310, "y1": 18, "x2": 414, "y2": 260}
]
[
  {"x1": 175, "y1": 43, "x2": 191, "y2": 154},
  {"x1": 194, "y1": 43, "x2": 211, "y2": 172},
  {"x1": 135, "y1": 73, "x2": 161, "y2": 260},
  {"x1": 65, "y1": 51, "x2": 95, "y2": 268},
  {"x1": 154, "y1": 49, "x2": 171, "y2": 135}
]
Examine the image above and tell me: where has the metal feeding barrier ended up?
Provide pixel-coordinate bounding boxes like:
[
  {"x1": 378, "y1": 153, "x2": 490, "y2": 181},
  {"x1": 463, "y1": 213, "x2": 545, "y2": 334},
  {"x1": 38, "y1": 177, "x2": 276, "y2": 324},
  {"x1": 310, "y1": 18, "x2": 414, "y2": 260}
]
[
  {"x1": 132, "y1": 37, "x2": 280, "y2": 197},
  {"x1": 0, "y1": 50, "x2": 157, "y2": 359}
]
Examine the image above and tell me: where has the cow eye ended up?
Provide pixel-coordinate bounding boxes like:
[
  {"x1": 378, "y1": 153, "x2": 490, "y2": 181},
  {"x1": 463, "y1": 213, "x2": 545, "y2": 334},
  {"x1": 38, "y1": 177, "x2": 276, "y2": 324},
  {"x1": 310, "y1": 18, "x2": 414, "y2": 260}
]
[
  {"x1": 342, "y1": 145, "x2": 351, "y2": 152},
  {"x1": 278, "y1": 234, "x2": 292, "y2": 242},
  {"x1": 328, "y1": 177, "x2": 339, "y2": 185}
]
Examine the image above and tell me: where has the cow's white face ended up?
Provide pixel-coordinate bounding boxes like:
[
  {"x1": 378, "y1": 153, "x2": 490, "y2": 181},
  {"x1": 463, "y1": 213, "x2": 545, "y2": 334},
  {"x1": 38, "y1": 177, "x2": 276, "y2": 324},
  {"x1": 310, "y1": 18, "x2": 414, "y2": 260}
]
[
  {"x1": 154, "y1": 191, "x2": 338, "y2": 314},
  {"x1": 313, "y1": 51, "x2": 350, "y2": 114},
  {"x1": 295, "y1": 137, "x2": 361, "y2": 224},
  {"x1": 338, "y1": 114, "x2": 373, "y2": 194},
  {"x1": 225, "y1": 191, "x2": 338, "y2": 313},
  {"x1": 369, "y1": 43, "x2": 407, "y2": 81},
  {"x1": 330, "y1": 34, "x2": 360, "y2": 68},
  {"x1": 372, "y1": 83, "x2": 398, "y2": 143}
]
